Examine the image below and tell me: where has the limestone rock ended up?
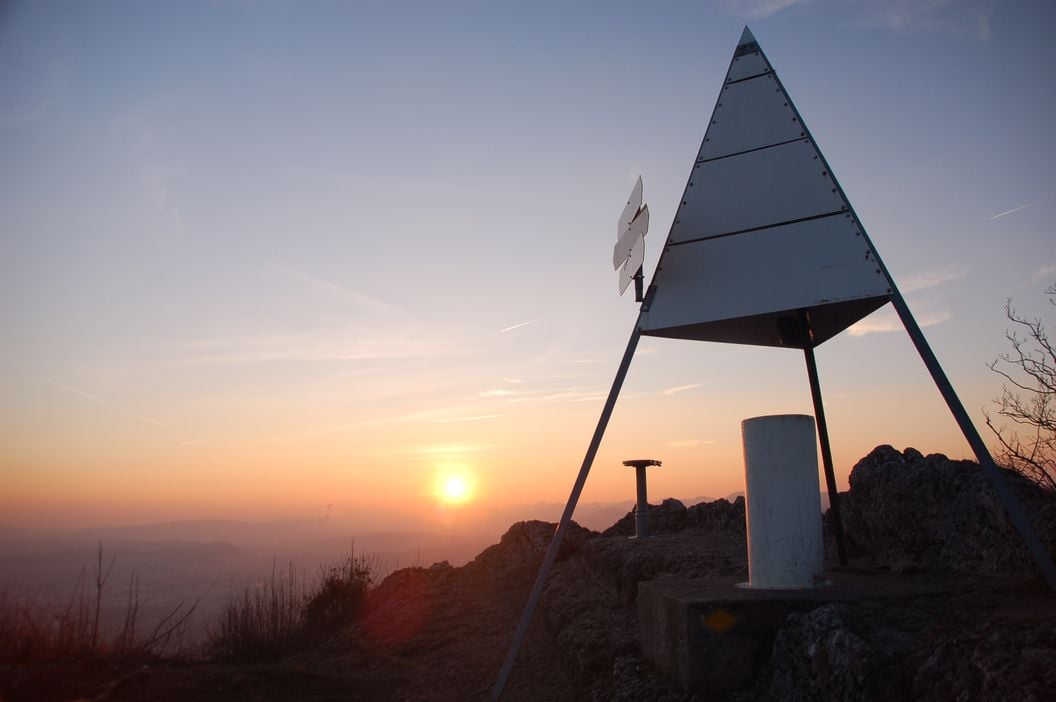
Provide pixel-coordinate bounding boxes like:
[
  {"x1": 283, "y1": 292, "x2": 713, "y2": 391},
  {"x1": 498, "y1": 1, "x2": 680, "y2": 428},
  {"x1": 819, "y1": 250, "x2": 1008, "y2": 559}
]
[{"x1": 840, "y1": 445, "x2": 1056, "y2": 577}]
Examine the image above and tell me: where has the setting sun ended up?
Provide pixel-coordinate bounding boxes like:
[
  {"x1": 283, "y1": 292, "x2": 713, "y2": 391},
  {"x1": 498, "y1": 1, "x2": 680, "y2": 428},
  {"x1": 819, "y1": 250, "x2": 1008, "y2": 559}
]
[{"x1": 436, "y1": 472, "x2": 474, "y2": 505}]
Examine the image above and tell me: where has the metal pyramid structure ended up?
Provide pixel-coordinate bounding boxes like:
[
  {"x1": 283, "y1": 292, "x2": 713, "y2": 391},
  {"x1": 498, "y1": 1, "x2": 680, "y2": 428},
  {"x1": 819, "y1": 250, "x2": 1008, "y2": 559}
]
[
  {"x1": 490, "y1": 27, "x2": 1056, "y2": 701},
  {"x1": 640, "y1": 27, "x2": 890, "y2": 347}
]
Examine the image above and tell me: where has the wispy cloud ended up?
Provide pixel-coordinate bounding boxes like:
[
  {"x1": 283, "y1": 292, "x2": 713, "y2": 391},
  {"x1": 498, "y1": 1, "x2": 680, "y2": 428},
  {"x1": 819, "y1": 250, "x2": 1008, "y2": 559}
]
[
  {"x1": 854, "y1": 0, "x2": 999, "y2": 40},
  {"x1": 899, "y1": 263, "x2": 969, "y2": 293},
  {"x1": 1031, "y1": 265, "x2": 1056, "y2": 283},
  {"x1": 989, "y1": 201, "x2": 1039, "y2": 220},
  {"x1": 717, "y1": 0, "x2": 813, "y2": 19},
  {"x1": 409, "y1": 443, "x2": 494, "y2": 457},
  {"x1": 431, "y1": 414, "x2": 504, "y2": 424},
  {"x1": 179, "y1": 436, "x2": 221, "y2": 446},
  {"x1": 110, "y1": 110, "x2": 185, "y2": 232},
  {"x1": 269, "y1": 264, "x2": 404, "y2": 318},
  {"x1": 162, "y1": 332, "x2": 448, "y2": 367},
  {"x1": 668, "y1": 439, "x2": 716, "y2": 448},
  {"x1": 500, "y1": 319, "x2": 542, "y2": 333},
  {"x1": 42, "y1": 375, "x2": 171, "y2": 430},
  {"x1": 479, "y1": 389, "x2": 516, "y2": 397},
  {"x1": 660, "y1": 381, "x2": 710, "y2": 396},
  {"x1": 847, "y1": 309, "x2": 950, "y2": 336},
  {"x1": 477, "y1": 384, "x2": 606, "y2": 405}
]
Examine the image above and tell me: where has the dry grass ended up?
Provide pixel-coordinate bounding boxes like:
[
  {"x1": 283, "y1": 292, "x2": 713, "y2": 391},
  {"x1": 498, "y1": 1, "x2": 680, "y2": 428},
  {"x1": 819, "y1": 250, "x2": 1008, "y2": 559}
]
[
  {"x1": 206, "y1": 546, "x2": 381, "y2": 662},
  {"x1": 0, "y1": 543, "x2": 198, "y2": 664}
]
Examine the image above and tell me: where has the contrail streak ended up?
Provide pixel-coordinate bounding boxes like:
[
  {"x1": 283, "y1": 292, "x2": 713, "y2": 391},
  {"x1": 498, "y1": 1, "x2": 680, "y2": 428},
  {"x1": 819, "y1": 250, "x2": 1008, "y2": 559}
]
[
  {"x1": 989, "y1": 201, "x2": 1038, "y2": 220},
  {"x1": 500, "y1": 318, "x2": 542, "y2": 333}
]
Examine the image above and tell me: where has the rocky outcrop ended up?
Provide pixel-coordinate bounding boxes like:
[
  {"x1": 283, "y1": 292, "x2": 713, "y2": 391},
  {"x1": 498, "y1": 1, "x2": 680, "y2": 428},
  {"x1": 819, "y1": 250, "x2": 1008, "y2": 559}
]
[
  {"x1": 840, "y1": 445, "x2": 1056, "y2": 578},
  {"x1": 759, "y1": 604, "x2": 910, "y2": 702},
  {"x1": 353, "y1": 448, "x2": 1056, "y2": 701},
  {"x1": 465, "y1": 519, "x2": 595, "y2": 575},
  {"x1": 601, "y1": 497, "x2": 746, "y2": 538}
]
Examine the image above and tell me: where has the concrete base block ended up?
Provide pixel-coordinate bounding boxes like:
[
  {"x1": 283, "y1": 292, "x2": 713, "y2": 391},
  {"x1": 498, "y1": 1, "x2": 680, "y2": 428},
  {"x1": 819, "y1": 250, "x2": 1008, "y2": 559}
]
[{"x1": 637, "y1": 572, "x2": 947, "y2": 693}]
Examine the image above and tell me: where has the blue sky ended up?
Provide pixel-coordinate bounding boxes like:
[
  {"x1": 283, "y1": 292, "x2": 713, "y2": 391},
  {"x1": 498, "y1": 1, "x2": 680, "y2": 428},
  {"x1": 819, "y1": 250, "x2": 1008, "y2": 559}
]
[{"x1": 1, "y1": 0, "x2": 1054, "y2": 530}]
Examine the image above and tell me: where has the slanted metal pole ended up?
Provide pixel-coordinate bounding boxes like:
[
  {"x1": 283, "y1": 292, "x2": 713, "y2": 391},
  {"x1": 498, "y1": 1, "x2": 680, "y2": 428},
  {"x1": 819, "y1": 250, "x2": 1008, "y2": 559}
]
[
  {"x1": 490, "y1": 325, "x2": 643, "y2": 700},
  {"x1": 888, "y1": 290, "x2": 1056, "y2": 590},
  {"x1": 790, "y1": 91, "x2": 1056, "y2": 590},
  {"x1": 802, "y1": 344, "x2": 848, "y2": 566}
]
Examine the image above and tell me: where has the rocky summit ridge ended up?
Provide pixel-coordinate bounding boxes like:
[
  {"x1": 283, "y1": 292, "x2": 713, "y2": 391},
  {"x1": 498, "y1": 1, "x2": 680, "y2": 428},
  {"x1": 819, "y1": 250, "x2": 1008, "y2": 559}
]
[
  {"x1": 6, "y1": 446, "x2": 1055, "y2": 701},
  {"x1": 337, "y1": 445, "x2": 1056, "y2": 701}
]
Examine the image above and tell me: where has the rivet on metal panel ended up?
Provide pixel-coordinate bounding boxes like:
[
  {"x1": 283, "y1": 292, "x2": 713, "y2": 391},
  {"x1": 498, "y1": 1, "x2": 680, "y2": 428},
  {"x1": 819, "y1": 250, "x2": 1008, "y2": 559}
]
[
  {"x1": 792, "y1": 117, "x2": 798, "y2": 122},
  {"x1": 682, "y1": 201, "x2": 687, "y2": 206},
  {"x1": 800, "y1": 132, "x2": 805, "y2": 137},
  {"x1": 712, "y1": 120, "x2": 717, "y2": 125},
  {"x1": 821, "y1": 171, "x2": 828, "y2": 176},
  {"x1": 831, "y1": 188, "x2": 837, "y2": 193},
  {"x1": 689, "y1": 182, "x2": 694, "y2": 186},
  {"x1": 876, "y1": 269, "x2": 882, "y2": 274}
]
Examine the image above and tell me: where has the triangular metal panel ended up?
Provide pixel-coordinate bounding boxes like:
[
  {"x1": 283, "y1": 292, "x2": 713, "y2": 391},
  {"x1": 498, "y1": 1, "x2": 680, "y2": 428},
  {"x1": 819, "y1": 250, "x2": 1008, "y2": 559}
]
[
  {"x1": 672, "y1": 139, "x2": 846, "y2": 245},
  {"x1": 640, "y1": 28, "x2": 891, "y2": 347},
  {"x1": 642, "y1": 216, "x2": 890, "y2": 347},
  {"x1": 726, "y1": 29, "x2": 771, "y2": 83},
  {"x1": 696, "y1": 73, "x2": 803, "y2": 162}
]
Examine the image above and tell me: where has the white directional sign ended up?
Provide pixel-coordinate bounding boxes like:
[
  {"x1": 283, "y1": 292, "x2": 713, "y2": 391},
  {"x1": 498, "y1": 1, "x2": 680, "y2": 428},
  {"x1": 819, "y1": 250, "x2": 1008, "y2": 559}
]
[{"x1": 613, "y1": 176, "x2": 650, "y2": 296}]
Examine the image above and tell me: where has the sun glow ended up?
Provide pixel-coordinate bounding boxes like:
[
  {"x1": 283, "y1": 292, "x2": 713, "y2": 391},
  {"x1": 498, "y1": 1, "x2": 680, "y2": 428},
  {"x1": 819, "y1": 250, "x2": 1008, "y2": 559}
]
[{"x1": 435, "y1": 469, "x2": 474, "y2": 505}]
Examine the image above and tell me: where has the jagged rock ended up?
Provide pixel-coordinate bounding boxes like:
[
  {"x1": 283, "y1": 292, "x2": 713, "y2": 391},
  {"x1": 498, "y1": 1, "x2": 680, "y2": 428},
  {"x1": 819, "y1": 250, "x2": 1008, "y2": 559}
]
[
  {"x1": 467, "y1": 519, "x2": 595, "y2": 574},
  {"x1": 911, "y1": 620, "x2": 1056, "y2": 701},
  {"x1": 762, "y1": 604, "x2": 905, "y2": 702},
  {"x1": 686, "y1": 496, "x2": 747, "y2": 536},
  {"x1": 602, "y1": 497, "x2": 746, "y2": 538},
  {"x1": 611, "y1": 654, "x2": 699, "y2": 702},
  {"x1": 840, "y1": 445, "x2": 1056, "y2": 577}
]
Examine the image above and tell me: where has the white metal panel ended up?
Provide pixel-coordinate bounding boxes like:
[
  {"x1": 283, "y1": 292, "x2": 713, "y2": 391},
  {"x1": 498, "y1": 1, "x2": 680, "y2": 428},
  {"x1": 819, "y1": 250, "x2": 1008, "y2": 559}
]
[
  {"x1": 613, "y1": 205, "x2": 649, "y2": 269},
  {"x1": 726, "y1": 49, "x2": 770, "y2": 82},
  {"x1": 642, "y1": 215, "x2": 889, "y2": 333},
  {"x1": 696, "y1": 73, "x2": 803, "y2": 162},
  {"x1": 669, "y1": 139, "x2": 844, "y2": 245},
  {"x1": 619, "y1": 236, "x2": 644, "y2": 294},
  {"x1": 617, "y1": 176, "x2": 643, "y2": 237}
]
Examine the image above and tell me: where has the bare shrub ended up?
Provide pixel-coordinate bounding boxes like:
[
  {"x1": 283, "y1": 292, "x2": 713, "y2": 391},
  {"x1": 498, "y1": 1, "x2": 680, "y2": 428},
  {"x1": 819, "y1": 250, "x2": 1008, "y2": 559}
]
[
  {"x1": 986, "y1": 284, "x2": 1056, "y2": 493},
  {"x1": 206, "y1": 561, "x2": 308, "y2": 662},
  {"x1": 0, "y1": 543, "x2": 198, "y2": 664},
  {"x1": 207, "y1": 546, "x2": 379, "y2": 662}
]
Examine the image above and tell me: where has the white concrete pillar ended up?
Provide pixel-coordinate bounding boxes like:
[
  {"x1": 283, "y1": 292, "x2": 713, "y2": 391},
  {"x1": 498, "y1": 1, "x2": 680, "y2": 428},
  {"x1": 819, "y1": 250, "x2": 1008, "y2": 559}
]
[{"x1": 741, "y1": 414, "x2": 823, "y2": 589}]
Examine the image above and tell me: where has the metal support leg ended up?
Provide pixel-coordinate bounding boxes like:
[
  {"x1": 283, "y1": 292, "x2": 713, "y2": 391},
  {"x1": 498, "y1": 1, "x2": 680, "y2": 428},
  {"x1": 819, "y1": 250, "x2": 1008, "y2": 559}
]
[
  {"x1": 803, "y1": 344, "x2": 848, "y2": 566},
  {"x1": 490, "y1": 327, "x2": 642, "y2": 700},
  {"x1": 889, "y1": 292, "x2": 1056, "y2": 591}
]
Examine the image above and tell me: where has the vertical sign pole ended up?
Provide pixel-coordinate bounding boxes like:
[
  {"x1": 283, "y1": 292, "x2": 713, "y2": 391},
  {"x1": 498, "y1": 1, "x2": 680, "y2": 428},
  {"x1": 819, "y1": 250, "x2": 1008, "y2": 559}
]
[
  {"x1": 802, "y1": 344, "x2": 848, "y2": 566},
  {"x1": 490, "y1": 325, "x2": 643, "y2": 701}
]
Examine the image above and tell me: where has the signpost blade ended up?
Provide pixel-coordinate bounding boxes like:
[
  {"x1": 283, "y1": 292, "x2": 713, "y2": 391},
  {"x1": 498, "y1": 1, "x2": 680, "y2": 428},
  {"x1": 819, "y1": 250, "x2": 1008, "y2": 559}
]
[
  {"x1": 613, "y1": 205, "x2": 649, "y2": 269},
  {"x1": 617, "y1": 176, "x2": 643, "y2": 237}
]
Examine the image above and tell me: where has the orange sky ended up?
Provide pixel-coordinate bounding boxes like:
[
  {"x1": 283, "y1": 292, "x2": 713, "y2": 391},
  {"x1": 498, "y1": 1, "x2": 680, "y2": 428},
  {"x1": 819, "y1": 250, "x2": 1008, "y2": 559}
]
[{"x1": 2, "y1": 2, "x2": 1052, "y2": 533}]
